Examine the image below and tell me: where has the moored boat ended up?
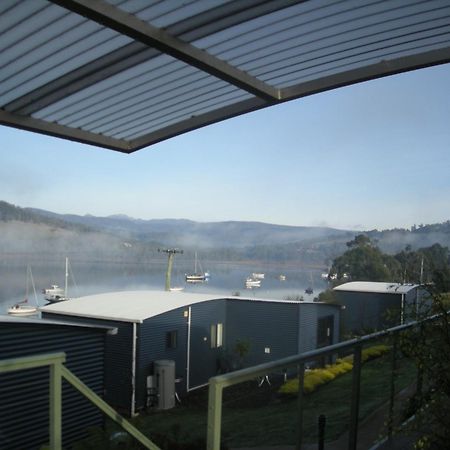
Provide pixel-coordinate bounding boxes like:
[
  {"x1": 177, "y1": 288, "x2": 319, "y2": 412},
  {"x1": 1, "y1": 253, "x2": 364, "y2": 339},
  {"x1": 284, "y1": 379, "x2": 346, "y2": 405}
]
[
  {"x1": 8, "y1": 302, "x2": 38, "y2": 315},
  {"x1": 185, "y1": 252, "x2": 209, "y2": 283},
  {"x1": 42, "y1": 284, "x2": 66, "y2": 302},
  {"x1": 42, "y1": 257, "x2": 74, "y2": 303},
  {"x1": 8, "y1": 265, "x2": 38, "y2": 315},
  {"x1": 252, "y1": 273, "x2": 265, "y2": 279},
  {"x1": 245, "y1": 277, "x2": 261, "y2": 288}
]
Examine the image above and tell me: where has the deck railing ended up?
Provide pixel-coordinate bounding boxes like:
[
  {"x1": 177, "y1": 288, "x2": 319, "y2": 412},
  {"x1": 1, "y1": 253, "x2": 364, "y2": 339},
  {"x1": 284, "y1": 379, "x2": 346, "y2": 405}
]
[
  {"x1": 0, "y1": 352, "x2": 160, "y2": 450},
  {"x1": 206, "y1": 317, "x2": 435, "y2": 450}
]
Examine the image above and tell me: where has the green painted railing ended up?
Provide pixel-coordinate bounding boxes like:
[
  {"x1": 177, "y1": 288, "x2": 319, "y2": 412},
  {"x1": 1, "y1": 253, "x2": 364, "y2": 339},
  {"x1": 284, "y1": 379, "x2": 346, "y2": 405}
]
[
  {"x1": 206, "y1": 317, "x2": 434, "y2": 450},
  {"x1": 0, "y1": 352, "x2": 160, "y2": 450}
]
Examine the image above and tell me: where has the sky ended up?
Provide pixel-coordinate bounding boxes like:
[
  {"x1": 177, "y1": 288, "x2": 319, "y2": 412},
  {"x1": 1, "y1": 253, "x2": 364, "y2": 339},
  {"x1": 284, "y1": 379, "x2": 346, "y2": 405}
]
[{"x1": 2, "y1": 63, "x2": 450, "y2": 231}]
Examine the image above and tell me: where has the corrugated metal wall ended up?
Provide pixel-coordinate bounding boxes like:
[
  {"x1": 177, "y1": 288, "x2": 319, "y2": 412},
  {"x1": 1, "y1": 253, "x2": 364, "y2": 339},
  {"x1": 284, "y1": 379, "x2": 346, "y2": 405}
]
[
  {"x1": 335, "y1": 292, "x2": 402, "y2": 333},
  {"x1": 138, "y1": 307, "x2": 189, "y2": 409},
  {"x1": 42, "y1": 313, "x2": 133, "y2": 415},
  {"x1": 0, "y1": 321, "x2": 106, "y2": 450},
  {"x1": 189, "y1": 299, "x2": 227, "y2": 389},
  {"x1": 225, "y1": 300, "x2": 299, "y2": 369}
]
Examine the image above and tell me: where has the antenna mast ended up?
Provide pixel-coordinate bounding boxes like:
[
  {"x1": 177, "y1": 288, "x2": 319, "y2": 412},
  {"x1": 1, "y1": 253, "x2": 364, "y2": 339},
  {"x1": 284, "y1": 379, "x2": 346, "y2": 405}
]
[{"x1": 158, "y1": 248, "x2": 183, "y2": 291}]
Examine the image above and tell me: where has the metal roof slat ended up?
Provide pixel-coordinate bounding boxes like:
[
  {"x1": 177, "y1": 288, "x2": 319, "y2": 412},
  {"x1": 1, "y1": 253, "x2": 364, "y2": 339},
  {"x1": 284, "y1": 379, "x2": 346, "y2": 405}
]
[
  {"x1": 117, "y1": 90, "x2": 252, "y2": 140},
  {"x1": 102, "y1": 83, "x2": 242, "y2": 138},
  {"x1": 0, "y1": 0, "x2": 21, "y2": 15},
  {"x1": 0, "y1": 29, "x2": 131, "y2": 105},
  {"x1": 194, "y1": 0, "x2": 382, "y2": 58},
  {"x1": 263, "y1": 30, "x2": 450, "y2": 87},
  {"x1": 38, "y1": 56, "x2": 192, "y2": 123},
  {"x1": 233, "y1": 9, "x2": 450, "y2": 75},
  {"x1": 135, "y1": 0, "x2": 231, "y2": 29},
  {"x1": 279, "y1": 44, "x2": 450, "y2": 96},
  {"x1": 65, "y1": 71, "x2": 220, "y2": 131},
  {"x1": 0, "y1": 1, "x2": 50, "y2": 39},
  {"x1": 0, "y1": 15, "x2": 97, "y2": 85},
  {"x1": 126, "y1": 96, "x2": 267, "y2": 151},
  {"x1": 248, "y1": 20, "x2": 450, "y2": 82},
  {"x1": 209, "y1": 0, "x2": 440, "y2": 70},
  {"x1": 8, "y1": 42, "x2": 154, "y2": 115},
  {"x1": 219, "y1": 1, "x2": 447, "y2": 67}
]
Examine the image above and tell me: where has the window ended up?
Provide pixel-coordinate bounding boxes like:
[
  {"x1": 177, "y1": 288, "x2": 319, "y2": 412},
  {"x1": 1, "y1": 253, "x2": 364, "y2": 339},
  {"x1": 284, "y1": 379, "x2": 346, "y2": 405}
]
[
  {"x1": 217, "y1": 323, "x2": 223, "y2": 347},
  {"x1": 166, "y1": 330, "x2": 177, "y2": 349},
  {"x1": 210, "y1": 323, "x2": 223, "y2": 348}
]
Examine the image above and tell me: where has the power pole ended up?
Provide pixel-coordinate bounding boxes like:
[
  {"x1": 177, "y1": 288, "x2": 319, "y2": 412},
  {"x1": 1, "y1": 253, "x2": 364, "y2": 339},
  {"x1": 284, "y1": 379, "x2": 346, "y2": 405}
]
[{"x1": 158, "y1": 248, "x2": 183, "y2": 291}]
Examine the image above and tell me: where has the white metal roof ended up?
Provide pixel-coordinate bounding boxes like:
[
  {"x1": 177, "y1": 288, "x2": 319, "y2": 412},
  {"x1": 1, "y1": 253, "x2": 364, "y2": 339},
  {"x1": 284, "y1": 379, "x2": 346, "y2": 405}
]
[
  {"x1": 0, "y1": 313, "x2": 116, "y2": 332},
  {"x1": 1, "y1": 0, "x2": 449, "y2": 153},
  {"x1": 39, "y1": 289, "x2": 333, "y2": 323},
  {"x1": 333, "y1": 281, "x2": 420, "y2": 295},
  {"x1": 40, "y1": 290, "x2": 226, "y2": 323}
]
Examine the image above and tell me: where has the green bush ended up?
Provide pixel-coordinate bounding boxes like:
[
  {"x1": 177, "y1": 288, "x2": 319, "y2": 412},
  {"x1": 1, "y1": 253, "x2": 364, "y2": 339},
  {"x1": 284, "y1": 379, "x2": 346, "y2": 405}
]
[
  {"x1": 362, "y1": 344, "x2": 390, "y2": 362},
  {"x1": 279, "y1": 344, "x2": 390, "y2": 396}
]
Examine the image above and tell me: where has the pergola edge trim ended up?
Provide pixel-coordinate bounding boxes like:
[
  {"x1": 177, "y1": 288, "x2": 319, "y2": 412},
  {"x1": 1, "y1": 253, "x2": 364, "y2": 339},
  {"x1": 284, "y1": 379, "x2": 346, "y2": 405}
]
[{"x1": 0, "y1": 109, "x2": 131, "y2": 153}]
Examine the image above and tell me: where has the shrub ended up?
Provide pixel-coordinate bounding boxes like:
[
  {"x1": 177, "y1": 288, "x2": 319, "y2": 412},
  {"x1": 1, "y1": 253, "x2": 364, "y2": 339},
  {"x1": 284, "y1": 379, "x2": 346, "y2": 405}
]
[
  {"x1": 278, "y1": 344, "x2": 390, "y2": 396},
  {"x1": 361, "y1": 344, "x2": 390, "y2": 362}
]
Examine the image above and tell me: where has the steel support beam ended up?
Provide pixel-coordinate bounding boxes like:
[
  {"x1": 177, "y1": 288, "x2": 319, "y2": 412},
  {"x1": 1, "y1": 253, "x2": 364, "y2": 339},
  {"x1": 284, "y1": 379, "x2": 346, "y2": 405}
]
[
  {"x1": 129, "y1": 97, "x2": 267, "y2": 152},
  {"x1": 49, "y1": 0, "x2": 280, "y2": 101},
  {"x1": 0, "y1": 109, "x2": 131, "y2": 153}
]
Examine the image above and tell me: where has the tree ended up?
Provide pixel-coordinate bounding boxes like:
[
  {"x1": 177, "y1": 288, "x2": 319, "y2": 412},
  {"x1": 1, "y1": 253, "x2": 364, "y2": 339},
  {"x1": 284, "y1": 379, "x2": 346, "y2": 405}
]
[
  {"x1": 331, "y1": 243, "x2": 401, "y2": 282},
  {"x1": 400, "y1": 292, "x2": 450, "y2": 449},
  {"x1": 346, "y1": 234, "x2": 372, "y2": 248}
]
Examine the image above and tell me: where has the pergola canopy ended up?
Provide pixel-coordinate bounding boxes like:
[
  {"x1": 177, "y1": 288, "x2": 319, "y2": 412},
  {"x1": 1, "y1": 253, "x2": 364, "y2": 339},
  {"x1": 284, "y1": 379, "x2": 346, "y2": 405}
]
[{"x1": 1, "y1": 0, "x2": 450, "y2": 153}]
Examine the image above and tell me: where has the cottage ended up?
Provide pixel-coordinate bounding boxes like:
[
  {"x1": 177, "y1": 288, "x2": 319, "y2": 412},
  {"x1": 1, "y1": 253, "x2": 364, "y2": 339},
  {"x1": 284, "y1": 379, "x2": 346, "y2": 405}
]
[
  {"x1": 41, "y1": 291, "x2": 340, "y2": 416},
  {"x1": 0, "y1": 315, "x2": 113, "y2": 450},
  {"x1": 333, "y1": 281, "x2": 425, "y2": 334}
]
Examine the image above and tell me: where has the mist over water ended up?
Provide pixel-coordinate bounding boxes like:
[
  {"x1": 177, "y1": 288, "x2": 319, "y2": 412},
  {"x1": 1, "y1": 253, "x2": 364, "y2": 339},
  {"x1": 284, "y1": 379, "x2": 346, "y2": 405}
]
[{"x1": 0, "y1": 259, "x2": 328, "y2": 314}]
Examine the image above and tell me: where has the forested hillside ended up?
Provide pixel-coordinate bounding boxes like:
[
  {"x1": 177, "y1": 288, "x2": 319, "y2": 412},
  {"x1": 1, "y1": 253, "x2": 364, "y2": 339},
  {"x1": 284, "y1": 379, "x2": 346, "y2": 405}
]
[{"x1": 2, "y1": 200, "x2": 450, "y2": 268}]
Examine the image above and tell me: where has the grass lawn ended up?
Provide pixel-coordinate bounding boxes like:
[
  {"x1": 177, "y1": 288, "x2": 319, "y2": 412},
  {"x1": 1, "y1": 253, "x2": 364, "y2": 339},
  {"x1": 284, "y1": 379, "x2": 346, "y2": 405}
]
[{"x1": 73, "y1": 351, "x2": 418, "y2": 449}]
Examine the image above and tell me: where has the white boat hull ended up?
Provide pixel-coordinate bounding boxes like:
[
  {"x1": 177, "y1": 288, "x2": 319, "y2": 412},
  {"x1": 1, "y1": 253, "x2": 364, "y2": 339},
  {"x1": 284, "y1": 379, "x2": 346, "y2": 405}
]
[{"x1": 8, "y1": 305, "x2": 38, "y2": 315}]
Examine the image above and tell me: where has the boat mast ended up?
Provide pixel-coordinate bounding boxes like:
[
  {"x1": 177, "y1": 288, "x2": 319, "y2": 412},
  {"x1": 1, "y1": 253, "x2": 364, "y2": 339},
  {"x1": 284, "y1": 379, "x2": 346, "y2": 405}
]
[
  {"x1": 194, "y1": 251, "x2": 198, "y2": 273},
  {"x1": 64, "y1": 257, "x2": 69, "y2": 298}
]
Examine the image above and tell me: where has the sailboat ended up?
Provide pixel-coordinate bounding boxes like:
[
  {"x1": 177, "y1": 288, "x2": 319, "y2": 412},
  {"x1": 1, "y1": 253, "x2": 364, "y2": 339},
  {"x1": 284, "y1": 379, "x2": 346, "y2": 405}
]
[
  {"x1": 42, "y1": 257, "x2": 73, "y2": 303},
  {"x1": 185, "y1": 252, "x2": 210, "y2": 283},
  {"x1": 8, "y1": 265, "x2": 39, "y2": 315}
]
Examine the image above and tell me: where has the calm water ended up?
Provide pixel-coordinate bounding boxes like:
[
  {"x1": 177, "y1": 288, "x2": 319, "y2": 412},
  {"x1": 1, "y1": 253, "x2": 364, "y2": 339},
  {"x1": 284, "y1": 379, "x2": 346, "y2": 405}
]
[{"x1": 0, "y1": 259, "x2": 329, "y2": 314}]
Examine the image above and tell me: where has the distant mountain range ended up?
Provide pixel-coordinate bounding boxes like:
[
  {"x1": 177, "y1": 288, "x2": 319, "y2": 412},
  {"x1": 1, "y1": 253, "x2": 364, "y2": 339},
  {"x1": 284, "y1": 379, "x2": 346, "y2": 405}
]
[
  {"x1": 1, "y1": 200, "x2": 449, "y2": 266},
  {"x1": 25, "y1": 206, "x2": 352, "y2": 248}
]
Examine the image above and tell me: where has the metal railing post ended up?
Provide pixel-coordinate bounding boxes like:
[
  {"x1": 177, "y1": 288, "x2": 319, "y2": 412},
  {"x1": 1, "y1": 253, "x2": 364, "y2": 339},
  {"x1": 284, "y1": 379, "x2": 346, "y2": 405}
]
[
  {"x1": 388, "y1": 333, "x2": 398, "y2": 438},
  {"x1": 318, "y1": 414, "x2": 326, "y2": 450},
  {"x1": 349, "y1": 344, "x2": 362, "y2": 450},
  {"x1": 49, "y1": 361, "x2": 63, "y2": 450},
  {"x1": 207, "y1": 378, "x2": 223, "y2": 450},
  {"x1": 296, "y1": 362, "x2": 305, "y2": 450}
]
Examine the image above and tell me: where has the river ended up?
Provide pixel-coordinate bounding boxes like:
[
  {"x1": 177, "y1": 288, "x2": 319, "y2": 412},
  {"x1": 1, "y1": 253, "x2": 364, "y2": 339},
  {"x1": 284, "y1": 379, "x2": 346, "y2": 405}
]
[{"x1": 0, "y1": 259, "x2": 328, "y2": 314}]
